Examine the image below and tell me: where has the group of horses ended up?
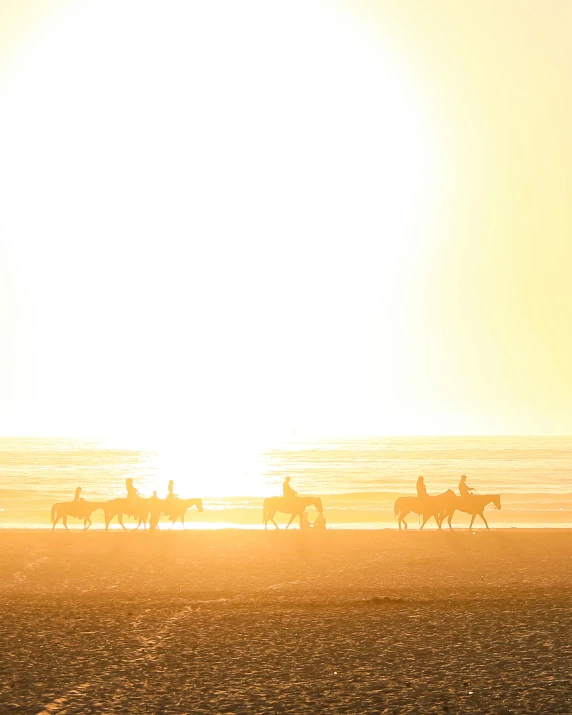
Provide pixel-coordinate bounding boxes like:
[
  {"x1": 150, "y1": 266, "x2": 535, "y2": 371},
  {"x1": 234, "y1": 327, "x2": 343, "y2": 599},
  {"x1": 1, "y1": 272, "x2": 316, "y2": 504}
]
[
  {"x1": 394, "y1": 490, "x2": 501, "y2": 530},
  {"x1": 51, "y1": 489, "x2": 500, "y2": 532},
  {"x1": 52, "y1": 494, "x2": 323, "y2": 531},
  {"x1": 51, "y1": 496, "x2": 204, "y2": 530}
]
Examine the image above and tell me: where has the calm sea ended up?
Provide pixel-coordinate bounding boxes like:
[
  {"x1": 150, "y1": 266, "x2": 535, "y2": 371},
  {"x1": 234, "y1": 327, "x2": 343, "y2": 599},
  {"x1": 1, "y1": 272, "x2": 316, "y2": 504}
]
[{"x1": 0, "y1": 436, "x2": 571, "y2": 529}]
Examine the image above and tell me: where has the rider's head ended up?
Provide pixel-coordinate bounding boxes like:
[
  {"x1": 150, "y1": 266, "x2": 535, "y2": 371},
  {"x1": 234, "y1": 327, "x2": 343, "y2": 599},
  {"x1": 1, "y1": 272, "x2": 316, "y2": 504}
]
[
  {"x1": 285, "y1": 476, "x2": 291, "y2": 482},
  {"x1": 460, "y1": 474, "x2": 466, "y2": 481},
  {"x1": 152, "y1": 490, "x2": 157, "y2": 497},
  {"x1": 418, "y1": 476, "x2": 424, "y2": 481},
  {"x1": 126, "y1": 478, "x2": 133, "y2": 485}
]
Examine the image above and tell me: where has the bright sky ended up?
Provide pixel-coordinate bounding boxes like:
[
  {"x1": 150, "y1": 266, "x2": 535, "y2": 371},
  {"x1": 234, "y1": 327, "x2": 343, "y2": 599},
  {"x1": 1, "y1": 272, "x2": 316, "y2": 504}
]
[{"x1": 1, "y1": 0, "x2": 572, "y2": 482}]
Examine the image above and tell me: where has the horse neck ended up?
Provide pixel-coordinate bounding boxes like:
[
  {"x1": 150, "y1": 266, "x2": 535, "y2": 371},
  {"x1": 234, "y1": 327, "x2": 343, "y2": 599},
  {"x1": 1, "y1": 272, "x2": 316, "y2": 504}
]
[{"x1": 302, "y1": 497, "x2": 320, "y2": 509}]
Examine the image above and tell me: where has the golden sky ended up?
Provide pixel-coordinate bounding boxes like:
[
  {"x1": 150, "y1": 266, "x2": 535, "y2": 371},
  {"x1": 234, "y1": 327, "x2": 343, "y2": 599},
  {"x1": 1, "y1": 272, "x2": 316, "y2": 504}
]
[{"x1": 1, "y1": 0, "x2": 571, "y2": 462}]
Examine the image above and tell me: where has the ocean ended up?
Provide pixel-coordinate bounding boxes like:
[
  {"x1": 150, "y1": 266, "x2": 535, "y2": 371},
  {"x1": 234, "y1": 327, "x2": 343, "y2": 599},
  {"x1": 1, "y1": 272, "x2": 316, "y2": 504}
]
[{"x1": 0, "y1": 436, "x2": 571, "y2": 529}]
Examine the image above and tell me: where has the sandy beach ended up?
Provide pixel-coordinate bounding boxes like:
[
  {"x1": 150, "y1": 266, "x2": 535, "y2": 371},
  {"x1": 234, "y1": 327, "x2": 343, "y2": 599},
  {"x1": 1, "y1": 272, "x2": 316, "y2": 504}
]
[{"x1": 0, "y1": 529, "x2": 570, "y2": 714}]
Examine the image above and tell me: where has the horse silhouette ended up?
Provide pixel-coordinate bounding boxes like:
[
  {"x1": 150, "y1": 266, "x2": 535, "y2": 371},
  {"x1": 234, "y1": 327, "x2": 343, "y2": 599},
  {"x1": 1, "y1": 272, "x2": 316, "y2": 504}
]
[
  {"x1": 104, "y1": 498, "x2": 152, "y2": 531},
  {"x1": 51, "y1": 501, "x2": 107, "y2": 530},
  {"x1": 394, "y1": 491, "x2": 451, "y2": 530},
  {"x1": 263, "y1": 496, "x2": 323, "y2": 529},
  {"x1": 161, "y1": 497, "x2": 203, "y2": 528},
  {"x1": 441, "y1": 491, "x2": 501, "y2": 530}
]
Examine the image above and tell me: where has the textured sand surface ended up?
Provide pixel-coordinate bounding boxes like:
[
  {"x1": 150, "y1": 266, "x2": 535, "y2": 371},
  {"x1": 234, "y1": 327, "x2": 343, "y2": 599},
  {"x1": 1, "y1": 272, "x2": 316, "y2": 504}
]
[{"x1": 0, "y1": 529, "x2": 570, "y2": 714}]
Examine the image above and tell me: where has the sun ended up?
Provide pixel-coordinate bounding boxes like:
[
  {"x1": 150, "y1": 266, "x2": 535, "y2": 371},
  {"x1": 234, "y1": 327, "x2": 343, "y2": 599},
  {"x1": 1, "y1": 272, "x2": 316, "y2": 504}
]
[{"x1": 0, "y1": 0, "x2": 435, "y2": 495}]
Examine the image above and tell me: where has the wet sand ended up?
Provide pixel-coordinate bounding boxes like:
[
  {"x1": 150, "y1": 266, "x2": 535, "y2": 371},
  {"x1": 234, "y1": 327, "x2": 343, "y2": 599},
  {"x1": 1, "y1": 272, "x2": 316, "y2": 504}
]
[{"x1": 0, "y1": 529, "x2": 570, "y2": 714}]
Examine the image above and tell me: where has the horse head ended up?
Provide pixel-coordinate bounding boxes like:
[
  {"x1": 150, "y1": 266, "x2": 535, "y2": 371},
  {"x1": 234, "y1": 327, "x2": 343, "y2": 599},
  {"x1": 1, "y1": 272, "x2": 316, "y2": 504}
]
[
  {"x1": 492, "y1": 495, "x2": 501, "y2": 510},
  {"x1": 195, "y1": 498, "x2": 204, "y2": 512},
  {"x1": 313, "y1": 497, "x2": 323, "y2": 513}
]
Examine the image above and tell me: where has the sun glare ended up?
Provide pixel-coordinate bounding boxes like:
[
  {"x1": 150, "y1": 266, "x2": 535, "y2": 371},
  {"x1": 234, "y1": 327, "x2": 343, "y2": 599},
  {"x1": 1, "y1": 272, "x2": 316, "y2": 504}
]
[{"x1": 0, "y1": 0, "x2": 435, "y2": 494}]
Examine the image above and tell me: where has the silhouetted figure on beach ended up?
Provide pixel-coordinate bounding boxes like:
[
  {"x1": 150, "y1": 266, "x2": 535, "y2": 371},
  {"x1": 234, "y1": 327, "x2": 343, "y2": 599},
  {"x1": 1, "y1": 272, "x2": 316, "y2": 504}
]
[
  {"x1": 73, "y1": 487, "x2": 82, "y2": 502},
  {"x1": 459, "y1": 474, "x2": 476, "y2": 498},
  {"x1": 283, "y1": 476, "x2": 297, "y2": 501},
  {"x1": 416, "y1": 476, "x2": 427, "y2": 499},
  {"x1": 166, "y1": 479, "x2": 177, "y2": 502},
  {"x1": 149, "y1": 490, "x2": 161, "y2": 530},
  {"x1": 126, "y1": 478, "x2": 139, "y2": 500},
  {"x1": 313, "y1": 512, "x2": 326, "y2": 531}
]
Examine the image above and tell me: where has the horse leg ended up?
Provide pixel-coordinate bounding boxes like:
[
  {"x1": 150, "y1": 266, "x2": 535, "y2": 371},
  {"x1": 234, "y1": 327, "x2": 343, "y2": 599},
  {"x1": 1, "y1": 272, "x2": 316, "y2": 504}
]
[
  {"x1": 401, "y1": 510, "x2": 410, "y2": 530},
  {"x1": 480, "y1": 512, "x2": 490, "y2": 530},
  {"x1": 118, "y1": 514, "x2": 127, "y2": 530},
  {"x1": 52, "y1": 514, "x2": 60, "y2": 530},
  {"x1": 469, "y1": 514, "x2": 475, "y2": 530},
  {"x1": 181, "y1": 514, "x2": 185, "y2": 529},
  {"x1": 285, "y1": 513, "x2": 296, "y2": 530},
  {"x1": 63, "y1": 515, "x2": 68, "y2": 531},
  {"x1": 447, "y1": 510, "x2": 454, "y2": 530}
]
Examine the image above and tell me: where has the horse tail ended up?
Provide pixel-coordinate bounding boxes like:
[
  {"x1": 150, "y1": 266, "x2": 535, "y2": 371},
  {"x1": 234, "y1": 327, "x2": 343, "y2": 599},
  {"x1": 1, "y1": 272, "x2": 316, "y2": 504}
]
[
  {"x1": 262, "y1": 499, "x2": 268, "y2": 524},
  {"x1": 394, "y1": 498, "x2": 401, "y2": 517},
  {"x1": 51, "y1": 503, "x2": 58, "y2": 524}
]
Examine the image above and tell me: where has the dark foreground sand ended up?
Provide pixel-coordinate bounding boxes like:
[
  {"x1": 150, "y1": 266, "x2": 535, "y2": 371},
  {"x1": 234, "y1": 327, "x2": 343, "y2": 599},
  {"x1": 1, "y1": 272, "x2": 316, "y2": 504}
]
[{"x1": 0, "y1": 529, "x2": 570, "y2": 714}]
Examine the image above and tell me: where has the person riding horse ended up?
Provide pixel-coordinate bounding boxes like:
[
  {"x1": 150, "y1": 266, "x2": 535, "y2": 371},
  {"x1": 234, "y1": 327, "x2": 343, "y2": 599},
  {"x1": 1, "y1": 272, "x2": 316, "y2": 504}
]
[
  {"x1": 125, "y1": 478, "x2": 141, "y2": 518},
  {"x1": 459, "y1": 474, "x2": 476, "y2": 498},
  {"x1": 283, "y1": 477, "x2": 298, "y2": 502},
  {"x1": 69, "y1": 487, "x2": 85, "y2": 518},
  {"x1": 164, "y1": 479, "x2": 179, "y2": 520},
  {"x1": 166, "y1": 479, "x2": 178, "y2": 501},
  {"x1": 125, "y1": 478, "x2": 139, "y2": 500},
  {"x1": 416, "y1": 476, "x2": 428, "y2": 499}
]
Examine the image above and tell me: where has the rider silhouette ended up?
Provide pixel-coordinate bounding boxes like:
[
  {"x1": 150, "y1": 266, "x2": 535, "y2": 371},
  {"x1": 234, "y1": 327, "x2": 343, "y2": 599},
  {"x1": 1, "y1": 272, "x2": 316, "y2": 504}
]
[
  {"x1": 459, "y1": 474, "x2": 476, "y2": 498},
  {"x1": 126, "y1": 478, "x2": 139, "y2": 500},
  {"x1": 166, "y1": 480, "x2": 177, "y2": 501},
  {"x1": 283, "y1": 477, "x2": 297, "y2": 501},
  {"x1": 73, "y1": 487, "x2": 82, "y2": 502},
  {"x1": 416, "y1": 476, "x2": 428, "y2": 498}
]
